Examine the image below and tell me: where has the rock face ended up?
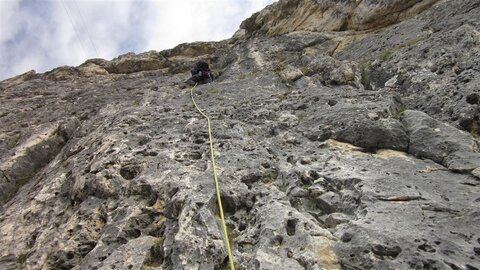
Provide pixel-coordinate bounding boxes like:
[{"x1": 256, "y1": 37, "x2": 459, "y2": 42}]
[
  {"x1": 237, "y1": 0, "x2": 440, "y2": 36},
  {"x1": 1, "y1": 0, "x2": 480, "y2": 269}
]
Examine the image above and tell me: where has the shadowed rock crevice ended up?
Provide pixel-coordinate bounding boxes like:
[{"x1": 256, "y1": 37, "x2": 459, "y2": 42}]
[
  {"x1": 0, "y1": 118, "x2": 79, "y2": 205},
  {"x1": 119, "y1": 163, "x2": 142, "y2": 180}
]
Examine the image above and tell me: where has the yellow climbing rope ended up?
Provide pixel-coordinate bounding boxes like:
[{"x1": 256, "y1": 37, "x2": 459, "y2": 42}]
[{"x1": 190, "y1": 83, "x2": 236, "y2": 270}]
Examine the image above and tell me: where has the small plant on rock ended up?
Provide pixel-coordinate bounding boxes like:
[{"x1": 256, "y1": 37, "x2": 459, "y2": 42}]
[
  {"x1": 16, "y1": 251, "x2": 28, "y2": 267},
  {"x1": 379, "y1": 50, "x2": 392, "y2": 61}
]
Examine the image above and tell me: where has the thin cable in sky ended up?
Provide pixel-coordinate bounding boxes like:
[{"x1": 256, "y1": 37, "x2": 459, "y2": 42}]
[
  {"x1": 0, "y1": 0, "x2": 276, "y2": 80},
  {"x1": 72, "y1": 0, "x2": 100, "y2": 57},
  {"x1": 61, "y1": 1, "x2": 88, "y2": 59}
]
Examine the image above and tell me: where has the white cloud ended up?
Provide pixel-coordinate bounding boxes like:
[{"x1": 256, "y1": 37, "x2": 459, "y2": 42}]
[
  {"x1": 0, "y1": 0, "x2": 20, "y2": 44},
  {"x1": 0, "y1": 0, "x2": 276, "y2": 80},
  {"x1": 142, "y1": 0, "x2": 277, "y2": 51}
]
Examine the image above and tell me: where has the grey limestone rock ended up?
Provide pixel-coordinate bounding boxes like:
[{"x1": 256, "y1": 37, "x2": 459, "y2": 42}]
[
  {"x1": 1, "y1": 0, "x2": 480, "y2": 269},
  {"x1": 334, "y1": 117, "x2": 409, "y2": 151},
  {"x1": 402, "y1": 110, "x2": 480, "y2": 175}
]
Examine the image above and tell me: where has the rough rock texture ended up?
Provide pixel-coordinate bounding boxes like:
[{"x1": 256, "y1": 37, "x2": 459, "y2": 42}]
[
  {"x1": 1, "y1": 0, "x2": 480, "y2": 269},
  {"x1": 236, "y1": 0, "x2": 440, "y2": 36}
]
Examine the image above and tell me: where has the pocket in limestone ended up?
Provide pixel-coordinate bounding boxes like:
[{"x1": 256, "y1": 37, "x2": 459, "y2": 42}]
[{"x1": 119, "y1": 163, "x2": 142, "y2": 180}]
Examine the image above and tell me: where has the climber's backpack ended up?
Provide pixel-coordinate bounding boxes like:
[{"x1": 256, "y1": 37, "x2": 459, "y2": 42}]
[{"x1": 191, "y1": 61, "x2": 210, "y2": 76}]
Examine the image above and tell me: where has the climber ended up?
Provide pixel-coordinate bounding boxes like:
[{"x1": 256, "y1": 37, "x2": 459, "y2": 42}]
[{"x1": 185, "y1": 60, "x2": 214, "y2": 86}]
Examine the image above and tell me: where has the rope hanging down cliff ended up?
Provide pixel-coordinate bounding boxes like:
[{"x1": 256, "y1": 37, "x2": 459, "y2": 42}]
[{"x1": 190, "y1": 83, "x2": 236, "y2": 270}]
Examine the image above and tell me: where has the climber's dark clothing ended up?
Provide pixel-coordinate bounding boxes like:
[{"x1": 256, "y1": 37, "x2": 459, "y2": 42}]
[{"x1": 185, "y1": 61, "x2": 214, "y2": 86}]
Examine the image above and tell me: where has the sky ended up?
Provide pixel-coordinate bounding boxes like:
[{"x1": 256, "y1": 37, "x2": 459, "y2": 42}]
[{"x1": 0, "y1": 0, "x2": 276, "y2": 80}]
